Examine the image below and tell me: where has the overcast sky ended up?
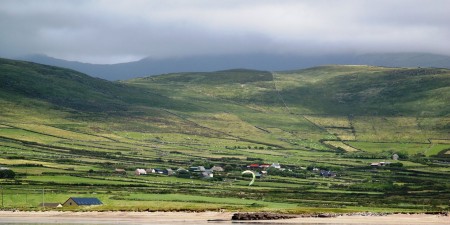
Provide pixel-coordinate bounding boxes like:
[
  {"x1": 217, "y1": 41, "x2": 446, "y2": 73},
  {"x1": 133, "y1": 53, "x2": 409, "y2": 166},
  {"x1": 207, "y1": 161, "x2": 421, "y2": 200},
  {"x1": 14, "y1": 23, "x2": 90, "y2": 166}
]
[{"x1": 1, "y1": 0, "x2": 450, "y2": 64}]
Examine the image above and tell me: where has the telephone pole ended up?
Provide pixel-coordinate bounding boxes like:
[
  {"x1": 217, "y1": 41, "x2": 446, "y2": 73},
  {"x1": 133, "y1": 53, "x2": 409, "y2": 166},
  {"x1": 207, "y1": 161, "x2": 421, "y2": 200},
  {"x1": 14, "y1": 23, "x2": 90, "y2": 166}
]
[{"x1": 42, "y1": 188, "x2": 45, "y2": 208}]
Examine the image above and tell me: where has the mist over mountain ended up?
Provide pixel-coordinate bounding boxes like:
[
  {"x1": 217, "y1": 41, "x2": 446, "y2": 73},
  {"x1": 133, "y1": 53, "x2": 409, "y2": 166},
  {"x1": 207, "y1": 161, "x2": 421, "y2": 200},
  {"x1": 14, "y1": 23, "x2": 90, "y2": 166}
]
[{"x1": 17, "y1": 52, "x2": 450, "y2": 81}]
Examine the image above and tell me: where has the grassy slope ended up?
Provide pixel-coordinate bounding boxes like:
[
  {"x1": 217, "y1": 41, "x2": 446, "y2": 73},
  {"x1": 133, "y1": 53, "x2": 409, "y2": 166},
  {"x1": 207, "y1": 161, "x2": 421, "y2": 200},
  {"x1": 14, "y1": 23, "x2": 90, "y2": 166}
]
[
  {"x1": 0, "y1": 58, "x2": 449, "y2": 212},
  {"x1": 276, "y1": 65, "x2": 450, "y2": 116}
]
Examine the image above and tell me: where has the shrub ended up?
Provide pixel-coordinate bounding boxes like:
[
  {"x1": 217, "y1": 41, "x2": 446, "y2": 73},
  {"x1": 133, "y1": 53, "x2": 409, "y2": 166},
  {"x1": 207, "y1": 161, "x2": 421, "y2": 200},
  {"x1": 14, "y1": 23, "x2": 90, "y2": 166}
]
[
  {"x1": 387, "y1": 162, "x2": 403, "y2": 167},
  {"x1": 0, "y1": 169, "x2": 15, "y2": 179},
  {"x1": 176, "y1": 170, "x2": 191, "y2": 179},
  {"x1": 6, "y1": 156, "x2": 26, "y2": 159},
  {"x1": 224, "y1": 165, "x2": 234, "y2": 172}
]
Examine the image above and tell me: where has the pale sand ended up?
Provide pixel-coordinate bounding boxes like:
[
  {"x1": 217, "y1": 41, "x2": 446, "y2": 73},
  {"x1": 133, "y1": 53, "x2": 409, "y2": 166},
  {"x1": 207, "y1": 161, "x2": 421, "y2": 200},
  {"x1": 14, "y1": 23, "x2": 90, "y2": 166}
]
[{"x1": 0, "y1": 211, "x2": 449, "y2": 224}]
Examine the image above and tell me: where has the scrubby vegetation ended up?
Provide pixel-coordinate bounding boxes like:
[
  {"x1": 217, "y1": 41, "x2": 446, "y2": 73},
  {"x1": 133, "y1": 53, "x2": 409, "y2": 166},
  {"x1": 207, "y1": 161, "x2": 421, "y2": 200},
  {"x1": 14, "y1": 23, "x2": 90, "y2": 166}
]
[{"x1": 0, "y1": 59, "x2": 449, "y2": 213}]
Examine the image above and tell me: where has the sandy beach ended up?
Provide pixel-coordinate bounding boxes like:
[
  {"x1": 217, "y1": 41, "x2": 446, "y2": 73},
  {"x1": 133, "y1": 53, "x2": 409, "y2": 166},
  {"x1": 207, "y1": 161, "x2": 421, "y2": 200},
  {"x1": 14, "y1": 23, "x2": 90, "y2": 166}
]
[{"x1": 0, "y1": 211, "x2": 449, "y2": 224}]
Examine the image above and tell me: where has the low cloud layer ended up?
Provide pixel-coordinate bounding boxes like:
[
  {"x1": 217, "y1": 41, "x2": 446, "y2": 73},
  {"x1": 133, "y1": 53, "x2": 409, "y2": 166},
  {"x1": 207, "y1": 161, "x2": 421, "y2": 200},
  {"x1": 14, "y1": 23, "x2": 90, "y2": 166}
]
[{"x1": 1, "y1": 0, "x2": 449, "y2": 63}]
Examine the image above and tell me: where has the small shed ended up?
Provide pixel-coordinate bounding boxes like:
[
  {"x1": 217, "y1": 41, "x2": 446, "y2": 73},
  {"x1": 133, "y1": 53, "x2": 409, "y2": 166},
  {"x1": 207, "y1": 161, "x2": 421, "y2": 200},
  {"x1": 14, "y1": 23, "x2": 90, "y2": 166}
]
[{"x1": 63, "y1": 197, "x2": 103, "y2": 207}]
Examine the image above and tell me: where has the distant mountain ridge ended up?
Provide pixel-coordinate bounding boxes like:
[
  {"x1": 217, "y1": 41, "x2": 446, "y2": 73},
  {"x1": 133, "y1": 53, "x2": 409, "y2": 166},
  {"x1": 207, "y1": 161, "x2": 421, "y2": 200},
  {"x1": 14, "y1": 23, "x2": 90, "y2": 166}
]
[{"x1": 16, "y1": 52, "x2": 450, "y2": 81}]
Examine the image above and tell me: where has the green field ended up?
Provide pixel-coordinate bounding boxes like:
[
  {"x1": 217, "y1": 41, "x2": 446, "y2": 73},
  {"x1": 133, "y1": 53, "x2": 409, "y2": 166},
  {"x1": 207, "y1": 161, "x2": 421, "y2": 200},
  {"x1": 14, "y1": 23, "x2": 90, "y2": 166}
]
[{"x1": 0, "y1": 58, "x2": 449, "y2": 213}]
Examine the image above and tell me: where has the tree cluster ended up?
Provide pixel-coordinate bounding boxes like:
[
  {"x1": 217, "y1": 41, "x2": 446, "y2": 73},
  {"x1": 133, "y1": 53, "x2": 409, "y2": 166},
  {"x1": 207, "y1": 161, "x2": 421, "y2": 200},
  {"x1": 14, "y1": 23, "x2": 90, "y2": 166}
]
[{"x1": 0, "y1": 169, "x2": 15, "y2": 179}]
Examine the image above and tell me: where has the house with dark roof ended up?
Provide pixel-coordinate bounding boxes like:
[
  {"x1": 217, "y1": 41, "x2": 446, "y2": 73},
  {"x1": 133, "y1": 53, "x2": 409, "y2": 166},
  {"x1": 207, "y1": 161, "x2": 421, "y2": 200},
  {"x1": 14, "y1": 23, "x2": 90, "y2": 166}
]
[
  {"x1": 320, "y1": 170, "x2": 336, "y2": 178},
  {"x1": 189, "y1": 166, "x2": 206, "y2": 172},
  {"x1": 163, "y1": 168, "x2": 174, "y2": 176},
  {"x1": 63, "y1": 197, "x2": 103, "y2": 207},
  {"x1": 255, "y1": 172, "x2": 263, "y2": 178}
]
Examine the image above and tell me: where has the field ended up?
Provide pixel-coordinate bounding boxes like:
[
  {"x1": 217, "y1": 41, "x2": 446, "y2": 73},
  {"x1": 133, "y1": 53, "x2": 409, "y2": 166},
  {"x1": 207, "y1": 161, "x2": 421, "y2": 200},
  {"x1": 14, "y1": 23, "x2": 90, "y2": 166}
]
[{"x1": 0, "y1": 59, "x2": 449, "y2": 213}]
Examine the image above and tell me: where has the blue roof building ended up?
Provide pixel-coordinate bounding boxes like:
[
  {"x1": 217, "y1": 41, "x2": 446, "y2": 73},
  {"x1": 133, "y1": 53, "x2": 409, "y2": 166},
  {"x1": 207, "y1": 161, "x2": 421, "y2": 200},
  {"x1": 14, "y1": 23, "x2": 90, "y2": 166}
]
[{"x1": 63, "y1": 197, "x2": 103, "y2": 207}]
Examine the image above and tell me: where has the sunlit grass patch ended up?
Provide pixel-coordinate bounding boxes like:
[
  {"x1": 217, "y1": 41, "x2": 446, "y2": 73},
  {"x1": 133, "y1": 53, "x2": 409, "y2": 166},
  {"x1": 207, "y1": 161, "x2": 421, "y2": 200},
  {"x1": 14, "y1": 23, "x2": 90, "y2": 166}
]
[
  {"x1": 323, "y1": 141, "x2": 359, "y2": 152},
  {"x1": 304, "y1": 116, "x2": 351, "y2": 128}
]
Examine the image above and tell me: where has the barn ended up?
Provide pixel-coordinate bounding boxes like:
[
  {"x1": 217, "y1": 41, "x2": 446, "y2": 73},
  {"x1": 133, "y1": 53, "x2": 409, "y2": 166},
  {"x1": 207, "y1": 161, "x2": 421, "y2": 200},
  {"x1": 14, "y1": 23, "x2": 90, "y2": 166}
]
[{"x1": 63, "y1": 197, "x2": 103, "y2": 207}]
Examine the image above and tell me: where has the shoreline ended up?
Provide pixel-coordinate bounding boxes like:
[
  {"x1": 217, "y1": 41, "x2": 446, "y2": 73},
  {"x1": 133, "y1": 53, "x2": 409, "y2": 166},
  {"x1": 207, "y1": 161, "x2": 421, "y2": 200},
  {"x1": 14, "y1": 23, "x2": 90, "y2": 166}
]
[{"x1": 0, "y1": 211, "x2": 449, "y2": 224}]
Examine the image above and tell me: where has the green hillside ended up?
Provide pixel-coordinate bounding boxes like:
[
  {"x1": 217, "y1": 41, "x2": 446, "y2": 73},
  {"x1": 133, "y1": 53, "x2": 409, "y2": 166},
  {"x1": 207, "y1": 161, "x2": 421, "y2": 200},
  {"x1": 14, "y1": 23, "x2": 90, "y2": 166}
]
[
  {"x1": 277, "y1": 65, "x2": 450, "y2": 116},
  {"x1": 0, "y1": 58, "x2": 449, "y2": 213}
]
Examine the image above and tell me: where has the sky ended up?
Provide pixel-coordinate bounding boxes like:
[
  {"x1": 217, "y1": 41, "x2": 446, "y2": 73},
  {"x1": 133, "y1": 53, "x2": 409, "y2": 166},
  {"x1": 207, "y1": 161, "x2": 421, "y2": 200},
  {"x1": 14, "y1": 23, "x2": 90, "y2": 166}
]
[{"x1": 1, "y1": 0, "x2": 450, "y2": 64}]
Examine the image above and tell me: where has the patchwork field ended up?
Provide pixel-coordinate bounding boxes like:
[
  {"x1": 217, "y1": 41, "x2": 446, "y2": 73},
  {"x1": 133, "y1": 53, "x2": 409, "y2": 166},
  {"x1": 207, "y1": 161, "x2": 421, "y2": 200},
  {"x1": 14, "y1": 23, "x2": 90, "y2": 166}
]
[{"x1": 0, "y1": 59, "x2": 449, "y2": 213}]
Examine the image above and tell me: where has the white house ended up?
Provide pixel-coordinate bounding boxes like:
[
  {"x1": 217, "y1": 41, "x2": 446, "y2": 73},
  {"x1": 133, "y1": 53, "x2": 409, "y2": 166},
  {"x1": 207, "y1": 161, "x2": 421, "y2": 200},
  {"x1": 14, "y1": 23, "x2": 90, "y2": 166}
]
[
  {"x1": 135, "y1": 168, "x2": 147, "y2": 175},
  {"x1": 271, "y1": 163, "x2": 281, "y2": 169},
  {"x1": 392, "y1": 154, "x2": 399, "y2": 160}
]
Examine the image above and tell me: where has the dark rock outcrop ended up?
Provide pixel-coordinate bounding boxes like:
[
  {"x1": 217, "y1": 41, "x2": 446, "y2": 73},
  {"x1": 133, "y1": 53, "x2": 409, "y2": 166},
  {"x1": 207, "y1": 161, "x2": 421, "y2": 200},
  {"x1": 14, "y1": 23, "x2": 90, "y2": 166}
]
[{"x1": 232, "y1": 212, "x2": 296, "y2": 220}]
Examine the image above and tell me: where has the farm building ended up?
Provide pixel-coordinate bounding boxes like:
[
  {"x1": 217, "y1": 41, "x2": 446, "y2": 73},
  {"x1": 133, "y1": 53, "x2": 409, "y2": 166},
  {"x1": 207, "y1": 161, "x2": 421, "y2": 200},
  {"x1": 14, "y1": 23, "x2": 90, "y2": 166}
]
[
  {"x1": 320, "y1": 170, "x2": 336, "y2": 177},
  {"x1": 62, "y1": 197, "x2": 103, "y2": 207},
  {"x1": 135, "y1": 169, "x2": 147, "y2": 175},
  {"x1": 370, "y1": 162, "x2": 391, "y2": 167},
  {"x1": 163, "y1": 168, "x2": 174, "y2": 175},
  {"x1": 189, "y1": 166, "x2": 206, "y2": 172},
  {"x1": 260, "y1": 164, "x2": 271, "y2": 169},
  {"x1": 211, "y1": 166, "x2": 224, "y2": 172},
  {"x1": 247, "y1": 164, "x2": 260, "y2": 169},
  {"x1": 255, "y1": 172, "x2": 263, "y2": 178},
  {"x1": 271, "y1": 163, "x2": 281, "y2": 169},
  {"x1": 115, "y1": 168, "x2": 126, "y2": 174},
  {"x1": 246, "y1": 164, "x2": 271, "y2": 170},
  {"x1": 393, "y1": 154, "x2": 399, "y2": 160},
  {"x1": 201, "y1": 170, "x2": 214, "y2": 178}
]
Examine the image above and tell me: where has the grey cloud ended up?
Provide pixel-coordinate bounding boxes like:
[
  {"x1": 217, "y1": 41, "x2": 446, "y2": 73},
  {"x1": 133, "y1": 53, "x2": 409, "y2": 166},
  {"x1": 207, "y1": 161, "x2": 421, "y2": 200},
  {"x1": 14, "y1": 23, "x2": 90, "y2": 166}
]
[{"x1": 1, "y1": 0, "x2": 449, "y2": 63}]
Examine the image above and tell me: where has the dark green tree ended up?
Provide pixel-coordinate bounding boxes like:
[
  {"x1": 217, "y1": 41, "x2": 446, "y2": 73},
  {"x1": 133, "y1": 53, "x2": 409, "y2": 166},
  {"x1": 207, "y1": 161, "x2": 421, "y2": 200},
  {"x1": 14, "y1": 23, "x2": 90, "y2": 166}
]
[{"x1": 0, "y1": 169, "x2": 15, "y2": 179}]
